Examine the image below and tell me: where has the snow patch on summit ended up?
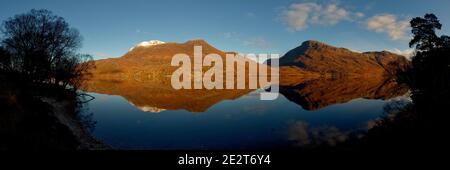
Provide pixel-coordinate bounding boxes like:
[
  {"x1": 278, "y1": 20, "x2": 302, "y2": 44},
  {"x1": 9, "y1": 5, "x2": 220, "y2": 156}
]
[{"x1": 129, "y1": 40, "x2": 165, "y2": 51}]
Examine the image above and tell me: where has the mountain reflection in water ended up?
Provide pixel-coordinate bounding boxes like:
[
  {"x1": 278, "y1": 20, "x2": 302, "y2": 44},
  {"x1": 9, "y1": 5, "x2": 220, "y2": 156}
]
[
  {"x1": 279, "y1": 77, "x2": 409, "y2": 111},
  {"x1": 80, "y1": 76, "x2": 410, "y2": 149},
  {"x1": 82, "y1": 78, "x2": 253, "y2": 113}
]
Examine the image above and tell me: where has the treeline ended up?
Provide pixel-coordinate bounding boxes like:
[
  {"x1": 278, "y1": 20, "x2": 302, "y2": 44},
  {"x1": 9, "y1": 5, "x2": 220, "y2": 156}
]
[{"x1": 0, "y1": 9, "x2": 93, "y2": 90}]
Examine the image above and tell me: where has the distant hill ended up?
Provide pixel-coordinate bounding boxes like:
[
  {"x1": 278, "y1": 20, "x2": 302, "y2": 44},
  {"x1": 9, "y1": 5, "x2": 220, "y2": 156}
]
[{"x1": 271, "y1": 40, "x2": 410, "y2": 77}]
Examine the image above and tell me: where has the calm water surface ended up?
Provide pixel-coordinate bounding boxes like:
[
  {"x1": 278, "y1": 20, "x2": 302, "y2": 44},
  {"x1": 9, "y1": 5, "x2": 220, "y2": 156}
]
[{"x1": 81, "y1": 88, "x2": 410, "y2": 150}]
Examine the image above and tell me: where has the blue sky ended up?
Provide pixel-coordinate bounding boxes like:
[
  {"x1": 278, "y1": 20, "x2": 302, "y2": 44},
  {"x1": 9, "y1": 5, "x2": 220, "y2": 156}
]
[{"x1": 1, "y1": 0, "x2": 450, "y2": 59}]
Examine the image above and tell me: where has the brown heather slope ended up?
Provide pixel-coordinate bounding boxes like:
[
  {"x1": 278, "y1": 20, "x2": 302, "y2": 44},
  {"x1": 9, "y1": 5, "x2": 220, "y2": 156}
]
[
  {"x1": 275, "y1": 40, "x2": 410, "y2": 77},
  {"x1": 91, "y1": 39, "x2": 231, "y2": 80},
  {"x1": 89, "y1": 39, "x2": 274, "y2": 83}
]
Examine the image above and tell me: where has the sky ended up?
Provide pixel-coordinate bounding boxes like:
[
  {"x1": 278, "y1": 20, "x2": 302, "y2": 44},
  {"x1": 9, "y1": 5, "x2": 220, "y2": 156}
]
[{"x1": 1, "y1": 0, "x2": 450, "y2": 59}]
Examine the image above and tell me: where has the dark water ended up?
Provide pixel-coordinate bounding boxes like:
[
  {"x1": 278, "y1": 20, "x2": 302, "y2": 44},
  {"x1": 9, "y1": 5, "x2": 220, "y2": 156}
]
[{"x1": 81, "y1": 85, "x2": 411, "y2": 150}]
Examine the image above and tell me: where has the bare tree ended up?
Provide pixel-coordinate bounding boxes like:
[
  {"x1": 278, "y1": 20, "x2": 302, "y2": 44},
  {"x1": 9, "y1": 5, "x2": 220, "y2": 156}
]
[{"x1": 0, "y1": 9, "x2": 93, "y2": 89}]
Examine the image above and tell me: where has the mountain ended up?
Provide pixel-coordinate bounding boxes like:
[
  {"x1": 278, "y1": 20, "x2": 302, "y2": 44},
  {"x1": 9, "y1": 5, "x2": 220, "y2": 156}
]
[
  {"x1": 122, "y1": 39, "x2": 225, "y2": 61},
  {"x1": 87, "y1": 39, "x2": 410, "y2": 88},
  {"x1": 89, "y1": 39, "x2": 274, "y2": 81},
  {"x1": 91, "y1": 39, "x2": 223, "y2": 78},
  {"x1": 274, "y1": 40, "x2": 410, "y2": 77}
]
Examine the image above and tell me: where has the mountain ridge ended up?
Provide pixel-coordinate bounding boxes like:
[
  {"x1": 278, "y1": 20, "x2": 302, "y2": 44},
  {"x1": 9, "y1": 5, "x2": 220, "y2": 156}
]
[
  {"x1": 274, "y1": 40, "x2": 410, "y2": 77},
  {"x1": 87, "y1": 39, "x2": 410, "y2": 83},
  {"x1": 87, "y1": 39, "x2": 259, "y2": 82}
]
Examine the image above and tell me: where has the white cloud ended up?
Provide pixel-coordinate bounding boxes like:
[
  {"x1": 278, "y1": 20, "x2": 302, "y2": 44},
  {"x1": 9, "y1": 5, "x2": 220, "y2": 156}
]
[
  {"x1": 280, "y1": 2, "x2": 363, "y2": 31},
  {"x1": 288, "y1": 121, "x2": 351, "y2": 147},
  {"x1": 243, "y1": 37, "x2": 271, "y2": 49},
  {"x1": 386, "y1": 48, "x2": 415, "y2": 60},
  {"x1": 223, "y1": 32, "x2": 238, "y2": 39},
  {"x1": 355, "y1": 12, "x2": 365, "y2": 18},
  {"x1": 367, "y1": 14, "x2": 410, "y2": 41},
  {"x1": 135, "y1": 29, "x2": 153, "y2": 35},
  {"x1": 245, "y1": 12, "x2": 255, "y2": 18}
]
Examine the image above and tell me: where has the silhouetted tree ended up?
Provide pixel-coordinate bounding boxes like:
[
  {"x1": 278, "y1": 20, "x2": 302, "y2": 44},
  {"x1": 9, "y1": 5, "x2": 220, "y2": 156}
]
[
  {"x1": 409, "y1": 14, "x2": 442, "y2": 51},
  {"x1": 0, "y1": 9, "x2": 93, "y2": 89},
  {"x1": 408, "y1": 13, "x2": 450, "y2": 92}
]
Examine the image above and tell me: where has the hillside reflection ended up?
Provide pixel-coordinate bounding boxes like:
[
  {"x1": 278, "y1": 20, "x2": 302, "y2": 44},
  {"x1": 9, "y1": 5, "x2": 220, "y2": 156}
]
[
  {"x1": 82, "y1": 78, "x2": 253, "y2": 112},
  {"x1": 82, "y1": 75, "x2": 408, "y2": 113},
  {"x1": 279, "y1": 76, "x2": 409, "y2": 110}
]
